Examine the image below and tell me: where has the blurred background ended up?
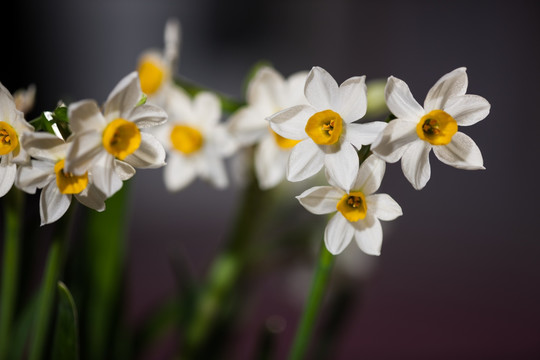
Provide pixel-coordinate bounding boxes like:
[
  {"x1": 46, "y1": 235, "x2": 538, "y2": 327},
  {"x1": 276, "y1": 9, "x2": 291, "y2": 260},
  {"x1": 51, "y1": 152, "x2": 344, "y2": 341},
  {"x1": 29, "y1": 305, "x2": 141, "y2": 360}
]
[{"x1": 2, "y1": 0, "x2": 540, "y2": 359}]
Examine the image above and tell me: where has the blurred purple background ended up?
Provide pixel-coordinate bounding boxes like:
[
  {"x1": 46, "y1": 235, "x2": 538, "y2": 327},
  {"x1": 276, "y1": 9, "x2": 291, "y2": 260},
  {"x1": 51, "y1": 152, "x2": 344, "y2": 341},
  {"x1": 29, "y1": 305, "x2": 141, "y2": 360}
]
[{"x1": 2, "y1": 0, "x2": 540, "y2": 359}]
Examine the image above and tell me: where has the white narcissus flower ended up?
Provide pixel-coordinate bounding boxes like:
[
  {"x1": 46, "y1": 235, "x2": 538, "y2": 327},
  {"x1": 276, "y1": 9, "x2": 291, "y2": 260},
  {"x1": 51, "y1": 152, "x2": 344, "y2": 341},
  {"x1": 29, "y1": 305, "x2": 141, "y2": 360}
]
[
  {"x1": 228, "y1": 66, "x2": 308, "y2": 189},
  {"x1": 297, "y1": 155, "x2": 402, "y2": 256},
  {"x1": 65, "y1": 72, "x2": 167, "y2": 197},
  {"x1": 268, "y1": 66, "x2": 387, "y2": 192},
  {"x1": 371, "y1": 67, "x2": 490, "y2": 190},
  {"x1": 136, "y1": 18, "x2": 181, "y2": 105},
  {"x1": 151, "y1": 87, "x2": 236, "y2": 191},
  {"x1": 16, "y1": 132, "x2": 109, "y2": 225},
  {"x1": 0, "y1": 82, "x2": 34, "y2": 197}
]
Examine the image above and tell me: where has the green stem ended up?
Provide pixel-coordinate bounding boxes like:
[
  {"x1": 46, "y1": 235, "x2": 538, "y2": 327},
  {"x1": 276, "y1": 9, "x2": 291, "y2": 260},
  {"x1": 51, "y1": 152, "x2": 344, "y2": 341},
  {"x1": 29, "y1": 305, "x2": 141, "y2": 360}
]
[
  {"x1": 288, "y1": 242, "x2": 335, "y2": 360},
  {"x1": 0, "y1": 189, "x2": 24, "y2": 360},
  {"x1": 182, "y1": 175, "x2": 268, "y2": 358}
]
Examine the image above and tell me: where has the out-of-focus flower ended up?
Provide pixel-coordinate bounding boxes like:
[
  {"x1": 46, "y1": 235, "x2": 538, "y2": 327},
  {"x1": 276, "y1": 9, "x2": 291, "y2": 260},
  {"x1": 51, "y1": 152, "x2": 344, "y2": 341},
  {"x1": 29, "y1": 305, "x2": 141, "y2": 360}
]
[
  {"x1": 371, "y1": 67, "x2": 490, "y2": 190},
  {"x1": 151, "y1": 87, "x2": 236, "y2": 191},
  {"x1": 16, "y1": 132, "x2": 108, "y2": 225},
  {"x1": 137, "y1": 18, "x2": 181, "y2": 106},
  {"x1": 0, "y1": 82, "x2": 34, "y2": 197},
  {"x1": 365, "y1": 79, "x2": 388, "y2": 118},
  {"x1": 65, "y1": 72, "x2": 167, "y2": 197},
  {"x1": 268, "y1": 66, "x2": 387, "y2": 192},
  {"x1": 13, "y1": 84, "x2": 36, "y2": 115},
  {"x1": 296, "y1": 155, "x2": 402, "y2": 255},
  {"x1": 228, "y1": 66, "x2": 308, "y2": 189}
]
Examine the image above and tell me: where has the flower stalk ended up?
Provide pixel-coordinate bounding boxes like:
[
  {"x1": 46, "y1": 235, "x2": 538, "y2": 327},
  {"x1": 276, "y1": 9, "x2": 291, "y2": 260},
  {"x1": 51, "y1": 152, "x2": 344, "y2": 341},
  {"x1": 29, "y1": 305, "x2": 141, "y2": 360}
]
[{"x1": 288, "y1": 241, "x2": 335, "y2": 360}]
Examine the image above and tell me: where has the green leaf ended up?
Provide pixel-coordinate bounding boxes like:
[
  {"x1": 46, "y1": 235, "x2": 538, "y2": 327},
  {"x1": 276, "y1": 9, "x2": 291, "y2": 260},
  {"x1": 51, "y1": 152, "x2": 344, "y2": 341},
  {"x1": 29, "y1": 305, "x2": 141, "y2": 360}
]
[
  {"x1": 51, "y1": 282, "x2": 79, "y2": 360},
  {"x1": 8, "y1": 294, "x2": 38, "y2": 360},
  {"x1": 83, "y1": 182, "x2": 130, "y2": 360},
  {"x1": 0, "y1": 189, "x2": 23, "y2": 360},
  {"x1": 28, "y1": 239, "x2": 62, "y2": 360}
]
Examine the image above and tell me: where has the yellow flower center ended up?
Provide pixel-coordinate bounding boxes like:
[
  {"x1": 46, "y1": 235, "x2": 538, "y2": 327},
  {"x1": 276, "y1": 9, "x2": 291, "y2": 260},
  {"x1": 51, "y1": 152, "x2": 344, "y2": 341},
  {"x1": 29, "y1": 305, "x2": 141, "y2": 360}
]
[
  {"x1": 416, "y1": 110, "x2": 458, "y2": 146},
  {"x1": 337, "y1": 191, "x2": 367, "y2": 222},
  {"x1": 305, "y1": 110, "x2": 343, "y2": 145},
  {"x1": 170, "y1": 125, "x2": 204, "y2": 155},
  {"x1": 54, "y1": 159, "x2": 88, "y2": 194},
  {"x1": 102, "y1": 118, "x2": 141, "y2": 160},
  {"x1": 0, "y1": 121, "x2": 19, "y2": 156},
  {"x1": 138, "y1": 58, "x2": 165, "y2": 95},
  {"x1": 270, "y1": 128, "x2": 301, "y2": 149}
]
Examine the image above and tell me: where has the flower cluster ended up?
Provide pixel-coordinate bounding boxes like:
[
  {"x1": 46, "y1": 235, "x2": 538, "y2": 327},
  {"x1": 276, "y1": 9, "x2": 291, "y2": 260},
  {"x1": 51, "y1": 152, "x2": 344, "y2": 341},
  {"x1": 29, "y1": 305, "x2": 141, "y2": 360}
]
[
  {"x1": 0, "y1": 19, "x2": 490, "y2": 258},
  {"x1": 2, "y1": 72, "x2": 167, "y2": 225}
]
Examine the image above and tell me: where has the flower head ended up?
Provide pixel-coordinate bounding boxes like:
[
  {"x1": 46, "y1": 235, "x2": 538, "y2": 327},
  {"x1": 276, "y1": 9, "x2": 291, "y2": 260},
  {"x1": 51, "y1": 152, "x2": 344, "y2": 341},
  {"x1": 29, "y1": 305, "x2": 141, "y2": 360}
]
[
  {"x1": 228, "y1": 66, "x2": 308, "y2": 189},
  {"x1": 371, "y1": 67, "x2": 490, "y2": 190},
  {"x1": 65, "y1": 72, "x2": 167, "y2": 197},
  {"x1": 268, "y1": 66, "x2": 387, "y2": 192},
  {"x1": 136, "y1": 18, "x2": 181, "y2": 105},
  {"x1": 151, "y1": 86, "x2": 236, "y2": 191},
  {"x1": 296, "y1": 155, "x2": 402, "y2": 255},
  {"x1": 0, "y1": 82, "x2": 34, "y2": 197},
  {"x1": 16, "y1": 132, "x2": 110, "y2": 225}
]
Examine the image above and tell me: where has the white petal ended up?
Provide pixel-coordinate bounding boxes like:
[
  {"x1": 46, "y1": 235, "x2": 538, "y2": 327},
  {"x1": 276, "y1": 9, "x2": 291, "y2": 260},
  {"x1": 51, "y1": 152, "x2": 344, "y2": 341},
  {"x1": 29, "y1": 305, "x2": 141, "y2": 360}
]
[
  {"x1": 304, "y1": 66, "x2": 339, "y2": 110},
  {"x1": 366, "y1": 193, "x2": 403, "y2": 221},
  {"x1": 128, "y1": 103, "x2": 168, "y2": 128},
  {"x1": 268, "y1": 105, "x2": 314, "y2": 140},
  {"x1": 284, "y1": 71, "x2": 309, "y2": 107},
  {"x1": 433, "y1": 132, "x2": 484, "y2": 170},
  {"x1": 21, "y1": 132, "x2": 67, "y2": 162},
  {"x1": 74, "y1": 184, "x2": 106, "y2": 212},
  {"x1": 324, "y1": 142, "x2": 359, "y2": 193},
  {"x1": 68, "y1": 100, "x2": 106, "y2": 134},
  {"x1": 424, "y1": 67, "x2": 468, "y2": 111},
  {"x1": 344, "y1": 121, "x2": 387, "y2": 148},
  {"x1": 200, "y1": 148, "x2": 229, "y2": 189},
  {"x1": 287, "y1": 139, "x2": 324, "y2": 182},
  {"x1": 104, "y1": 72, "x2": 141, "y2": 119},
  {"x1": 194, "y1": 92, "x2": 221, "y2": 129},
  {"x1": 210, "y1": 126, "x2": 237, "y2": 157},
  {"x1": 385, "y1": 76, "x2": 424, "y2": 119},
  {"x1": 164, "y1": 86, "x2": 193, "y2": 120},
  {"x1": 64, "y1": 130, "x2": 103, "y2": 175},
  {"x1": 113, "y1": 160, "x2": 136, "y2": 180},
  {"x1": 324, "y1": 213, "x2": 355, "y2": 255},
  {"x1": 40, "y1": 182, "x2": 71, "y2": 226},
  {"x1": 353, "y1": 215, "x2": 383, "y2": 256},
  {"x1": 15, "y1": 160, "x2": 54, "y2": 194},
  {"x1": 0, "y1": 160, "x2": 16, "y2": 197},
  {"x1": 296, "y1": 185, "x2": 343, "y2": 214},
  {"x1": 370, "y1": 119, "x2": 417, "y2": 163},
  {"x1": 164, "y1": 18, "x2": 181, "y2": 67},
  {"x1": 91, "y1": 155, "x2": 123, "y2": 198},
  {"x1": 247, "y1": 66, "x2": 285, "y2": 109},
  {"x1": 352, "y1": 155, "x2": 386, "y2": 195},
  {"x1": 124, "y1": 132, "x2": 166, "y2": 169},
  {"x1": 254, "y1": 136, "x2": 286, "y2": 190},
  {"x1": 401, "y1": 140, "x2": 432, "y2": 190},
  {"x1": 0, "y1": 82, "x2": 17, "y2": 115},
  {"x1": 443, "y1": 94, "x2": 490, "y2": 126},
  {"x1": 164, "y1": 153, "x2": 196, "y2": 191},
  {"x1": 228, "y1": 107, "x2": 269, "y2": 146},
  {"x1": 336, "y1": 75, "x2": 367, "y2": 122}
]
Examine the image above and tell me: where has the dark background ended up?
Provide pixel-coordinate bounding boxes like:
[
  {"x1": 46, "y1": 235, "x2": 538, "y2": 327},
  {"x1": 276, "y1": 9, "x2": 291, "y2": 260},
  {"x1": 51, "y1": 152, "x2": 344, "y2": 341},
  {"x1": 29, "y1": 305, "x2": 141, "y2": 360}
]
[{"x1": 2, "y1": 0, "x2": 540, "y2": 359}]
